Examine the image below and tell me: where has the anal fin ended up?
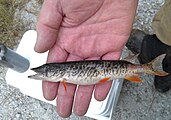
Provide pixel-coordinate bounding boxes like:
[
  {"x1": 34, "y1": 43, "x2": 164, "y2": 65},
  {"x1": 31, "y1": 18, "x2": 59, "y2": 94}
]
[{"x1": 125, "y1": 74, "x2": 143, "y2": 82}]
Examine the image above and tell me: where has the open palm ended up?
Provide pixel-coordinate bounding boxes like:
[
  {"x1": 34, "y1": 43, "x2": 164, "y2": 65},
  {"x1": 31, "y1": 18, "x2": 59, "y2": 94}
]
[{"x1": 35, "y1": 0, "x2": 137, "y2": 118}]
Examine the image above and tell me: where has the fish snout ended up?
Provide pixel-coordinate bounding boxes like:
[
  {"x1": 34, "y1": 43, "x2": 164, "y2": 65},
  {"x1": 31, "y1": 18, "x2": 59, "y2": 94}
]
[
  {"x1": 28, "y1": 73, "x2": 45, "y2": 80},
  {"x1": 30, "y1": 64, "x2": 48, "y2": 73}
]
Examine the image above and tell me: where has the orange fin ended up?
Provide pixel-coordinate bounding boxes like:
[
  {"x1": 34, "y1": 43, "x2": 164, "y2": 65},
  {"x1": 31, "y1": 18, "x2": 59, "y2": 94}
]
[
  {"x1": 125, "y1": 75, "x2": 143, "y2": 82},
  {"x1": 62, "y1": 80, "x2": 67, "y2": 92},
  {"x1": 153, "y1": 72, "x2": 169, "y2": 76},
  {"x1": 98, "y1": 77, "x2": 110, "y2": 83}
]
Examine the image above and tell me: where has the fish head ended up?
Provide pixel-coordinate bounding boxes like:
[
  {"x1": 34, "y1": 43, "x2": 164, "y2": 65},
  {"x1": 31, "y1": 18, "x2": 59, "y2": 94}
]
[
  {"x1": 30, "y1": 64, "x2": 50, "y2": 73},
  {"x1": 28, "y1": 64, "x2": 58, "y2": 82}
]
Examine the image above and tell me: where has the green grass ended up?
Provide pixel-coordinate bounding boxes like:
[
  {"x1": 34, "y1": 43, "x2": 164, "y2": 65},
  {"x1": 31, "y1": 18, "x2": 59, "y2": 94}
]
[
  {"x1": 0, "y1": 0, "x2": 43, "y2": 49},
  {"x1": 0, "y1": 0, "x2": 26, "y2": 48}
]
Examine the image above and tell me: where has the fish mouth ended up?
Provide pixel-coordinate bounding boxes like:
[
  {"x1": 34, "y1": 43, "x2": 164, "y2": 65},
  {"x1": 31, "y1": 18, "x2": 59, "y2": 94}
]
[
  {"x1": 28, "y1": 73, "x2": 44, "y2": 80},
  {"x1": 28, "y1": 66, "x2": 47, "y2": 80},
  {"x1": 30, "y1": 63, "x2": 49, "y2": 73}
]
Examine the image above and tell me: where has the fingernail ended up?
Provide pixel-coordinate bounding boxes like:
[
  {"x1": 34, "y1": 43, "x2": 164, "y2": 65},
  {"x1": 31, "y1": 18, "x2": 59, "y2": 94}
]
[
  {"x1": 42, "y1": 81, "x2": 58, "y2": 100},
  {"x1": 56, "y1": 96, "x2": 72, "y2": 118}
]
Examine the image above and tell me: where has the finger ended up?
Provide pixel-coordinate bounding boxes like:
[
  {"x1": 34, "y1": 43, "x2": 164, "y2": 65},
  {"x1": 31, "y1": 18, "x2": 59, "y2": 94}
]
[
  {"x1": 57, "y1": 82, "x2": 76, "y2": 118},
  {"x1": 102, "y1": 51, "x2": 121, "y2": 60},
  {"x1": 94, "y1": 51, "x2": 121, "y2": 101},
  {"x1": 94, "y1": 81, "x2": 112, "y2": 101},
  {"x1": 35, "y1": 0, "x2": 63, "y2": 53},
  {"x1": 42, "y1": 81, "x2": 59, "y2": 100},
  {"x1": 56, "y1": 54, "x2": 83, "y2": 117},
  {"x1": 73, "y1": 57, "x2": 99, "y2": 116},
  {"x1": 73, "y1": 85, "x2": 94, "y2": 116},
  {"x1": 42, "y1": 45, "x2": 68, "y2": 100}
]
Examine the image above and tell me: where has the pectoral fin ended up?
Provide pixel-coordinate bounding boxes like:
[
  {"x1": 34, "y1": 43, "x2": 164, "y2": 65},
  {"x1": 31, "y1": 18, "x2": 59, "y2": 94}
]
[
  {"x1": 125, "y1": 74, "x2": 143, "y2": 82},
  {"x1": 98, "y1": 77, "x2": 110, "y2": 83}
]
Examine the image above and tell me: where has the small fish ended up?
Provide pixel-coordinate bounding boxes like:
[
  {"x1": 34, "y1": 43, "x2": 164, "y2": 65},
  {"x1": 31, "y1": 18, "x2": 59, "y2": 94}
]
[{"x1": 28, "y1": 54, "x2": 168, "y2": 90}]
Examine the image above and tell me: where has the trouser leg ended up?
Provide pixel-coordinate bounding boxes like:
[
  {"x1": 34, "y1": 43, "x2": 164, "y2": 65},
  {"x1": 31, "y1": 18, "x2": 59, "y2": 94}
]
[
  {"x1": 138, "y1": 0, "x2": 171, "y2": 92},
  {"x1": 126, "y1": 0, "x2": 171, "y2": 92}
]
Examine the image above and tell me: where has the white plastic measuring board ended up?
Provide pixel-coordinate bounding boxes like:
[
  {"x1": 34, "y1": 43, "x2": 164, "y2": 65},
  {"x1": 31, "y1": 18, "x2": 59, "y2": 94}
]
[{"x1": 6, "y1": 30, "x2": 124, "y2": 120}]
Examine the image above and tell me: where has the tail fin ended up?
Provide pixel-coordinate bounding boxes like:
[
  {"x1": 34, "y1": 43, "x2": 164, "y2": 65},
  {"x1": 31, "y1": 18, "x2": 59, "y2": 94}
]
[{"x1": 145, "y1": 54, "x2": 169, "y2": 76}]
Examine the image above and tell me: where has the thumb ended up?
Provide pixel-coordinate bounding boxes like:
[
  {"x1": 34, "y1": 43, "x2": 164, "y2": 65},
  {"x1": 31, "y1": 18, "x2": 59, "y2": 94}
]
[{"x1": 35, "y1": 0, "x2": 63, "y2": 53}]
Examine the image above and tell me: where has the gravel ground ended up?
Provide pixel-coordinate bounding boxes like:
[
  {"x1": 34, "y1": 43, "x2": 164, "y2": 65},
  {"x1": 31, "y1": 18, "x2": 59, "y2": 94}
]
[{"x1": 1, "y1": 0, "x2": 171, "y2": 120}]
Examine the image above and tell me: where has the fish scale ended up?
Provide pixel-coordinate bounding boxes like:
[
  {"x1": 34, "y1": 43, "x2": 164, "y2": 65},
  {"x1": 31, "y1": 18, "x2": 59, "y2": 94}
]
[
  {"x1": 28, "y1": 54, "x2": 169, "y2": 86},
  {"x1": 31, "y1": 60, "x2": 130, "y2": 84}
]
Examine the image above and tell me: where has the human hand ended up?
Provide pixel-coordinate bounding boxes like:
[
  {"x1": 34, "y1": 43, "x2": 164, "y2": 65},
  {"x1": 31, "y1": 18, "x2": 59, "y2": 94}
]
[{"x1": 35, "y1": 0, "x2": 138, "y2": 118}]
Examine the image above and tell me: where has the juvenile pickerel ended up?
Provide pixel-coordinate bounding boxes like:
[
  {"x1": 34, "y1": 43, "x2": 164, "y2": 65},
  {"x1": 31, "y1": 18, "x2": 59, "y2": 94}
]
[{"x1": 28, "y1": 54, "x2": 168, "y2": 88}]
